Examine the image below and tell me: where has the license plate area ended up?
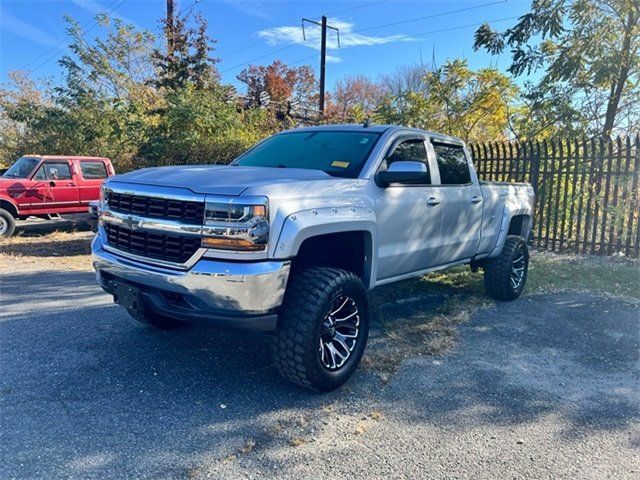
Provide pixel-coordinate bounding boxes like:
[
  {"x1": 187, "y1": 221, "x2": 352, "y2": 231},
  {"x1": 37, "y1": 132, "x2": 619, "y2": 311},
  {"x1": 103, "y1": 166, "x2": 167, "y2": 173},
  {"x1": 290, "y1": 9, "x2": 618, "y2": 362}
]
[{"x1": 112, "y1": 281, "x2": 143, "y2": 311}]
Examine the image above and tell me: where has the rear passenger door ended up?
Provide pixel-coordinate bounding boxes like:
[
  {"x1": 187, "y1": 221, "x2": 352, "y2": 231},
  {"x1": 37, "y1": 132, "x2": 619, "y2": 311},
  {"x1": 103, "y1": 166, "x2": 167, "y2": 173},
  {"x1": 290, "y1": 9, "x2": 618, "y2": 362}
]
[
  {"x1": 78, "y1": 160, "x2": 109, "y2": 204},
  {"x1": 429, "y1": 140, "x2": 482, "y2": 264}
]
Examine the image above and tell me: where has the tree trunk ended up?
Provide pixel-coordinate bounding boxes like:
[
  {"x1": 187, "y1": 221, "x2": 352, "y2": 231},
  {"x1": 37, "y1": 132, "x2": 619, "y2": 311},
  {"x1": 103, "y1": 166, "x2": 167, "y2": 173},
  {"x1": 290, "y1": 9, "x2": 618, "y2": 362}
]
[{"x1": 602, "y1": 11, "x2": 637, "y2": 139}]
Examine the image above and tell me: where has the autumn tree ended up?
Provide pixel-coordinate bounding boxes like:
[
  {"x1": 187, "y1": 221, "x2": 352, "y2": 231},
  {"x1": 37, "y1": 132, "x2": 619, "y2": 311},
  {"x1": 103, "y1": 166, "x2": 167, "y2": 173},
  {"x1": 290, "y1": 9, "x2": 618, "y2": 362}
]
[
  {"x1": 237, "y1": 60, "x2": 317, "y2": 107},
  {"x1": 153, "y1": 11, "x2": 220, "y2": 91},
  {"x1": 325, "y1": 75, "x2": 387, "y2": 122},
  {"x1": 474, "y1": 0, "x2": 640, "y2": 138},
  {"x1": 377, "y1": 60, "x2": 518, "y2": 142}
]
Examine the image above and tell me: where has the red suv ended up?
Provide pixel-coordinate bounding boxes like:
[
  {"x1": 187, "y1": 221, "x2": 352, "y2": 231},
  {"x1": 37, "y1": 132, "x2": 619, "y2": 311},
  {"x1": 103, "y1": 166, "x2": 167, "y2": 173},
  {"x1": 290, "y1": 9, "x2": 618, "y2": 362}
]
[{"x1": 0, "y1": 155, "x2": 114, "y2": 237}]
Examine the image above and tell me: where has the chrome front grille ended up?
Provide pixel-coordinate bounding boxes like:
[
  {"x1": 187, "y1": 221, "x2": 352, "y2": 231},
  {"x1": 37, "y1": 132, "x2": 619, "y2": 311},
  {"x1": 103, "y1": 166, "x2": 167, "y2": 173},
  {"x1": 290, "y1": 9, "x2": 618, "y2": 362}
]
[
  {"x1": 104, "y1": 223, "x2": 201, "y2": 264},
  {"x1": 106, "y1": 192, "x2": 205, "y2": 224}
]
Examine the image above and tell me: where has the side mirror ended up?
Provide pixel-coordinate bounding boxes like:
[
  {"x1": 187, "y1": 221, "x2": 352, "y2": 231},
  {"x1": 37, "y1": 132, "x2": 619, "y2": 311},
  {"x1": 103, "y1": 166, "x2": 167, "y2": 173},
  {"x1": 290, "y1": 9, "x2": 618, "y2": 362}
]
[{"x1": 375, "y1": 161, "x2": 429, "y2": 187}]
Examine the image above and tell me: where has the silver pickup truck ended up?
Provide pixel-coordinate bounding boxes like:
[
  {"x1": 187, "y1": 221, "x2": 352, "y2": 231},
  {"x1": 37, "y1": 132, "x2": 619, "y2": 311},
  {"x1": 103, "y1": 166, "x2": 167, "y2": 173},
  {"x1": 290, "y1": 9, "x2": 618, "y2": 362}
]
[{"x1": 92, "y1": 124, "x2": 534, "y2": 391}]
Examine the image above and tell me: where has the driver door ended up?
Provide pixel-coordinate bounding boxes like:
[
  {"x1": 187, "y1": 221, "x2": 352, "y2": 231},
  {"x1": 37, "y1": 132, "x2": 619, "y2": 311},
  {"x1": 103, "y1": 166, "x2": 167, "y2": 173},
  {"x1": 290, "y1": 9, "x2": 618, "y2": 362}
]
[
  {"x1": 30, "y1": 160, "x2": 80, "y2": 209},
  {"x1": 374, "y1": 136, "x2": 443, "y2": 281}
]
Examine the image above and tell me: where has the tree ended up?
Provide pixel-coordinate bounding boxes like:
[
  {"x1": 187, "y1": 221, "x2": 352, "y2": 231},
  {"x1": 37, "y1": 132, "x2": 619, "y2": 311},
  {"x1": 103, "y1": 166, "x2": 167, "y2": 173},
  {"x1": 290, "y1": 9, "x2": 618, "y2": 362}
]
[
  {"x1": 380, "y1": 63, "x2": 430, "y2": 97},
  {"x1": 237, "y1": 60, "x2": 317, "y2": 107},
  {"x1": 377, "y1": 59, "x2": 518, "y2": 142},
  {"x1": 153, "y1": 11, "x2": 220, "y2": 91},
  {"x1": 474, "y1": 0, "x2": 640, "y2": 138},
  {"x1": 325, "y1": 75, "x2": 387, "y2": 122}
]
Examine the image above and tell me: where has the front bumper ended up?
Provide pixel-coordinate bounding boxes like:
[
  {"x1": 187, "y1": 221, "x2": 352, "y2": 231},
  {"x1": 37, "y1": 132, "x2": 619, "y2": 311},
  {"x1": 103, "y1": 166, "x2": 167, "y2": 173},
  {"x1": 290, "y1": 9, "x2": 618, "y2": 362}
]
[{"x1": 92, "y1": 235, "x2": 290, "y2": 332}]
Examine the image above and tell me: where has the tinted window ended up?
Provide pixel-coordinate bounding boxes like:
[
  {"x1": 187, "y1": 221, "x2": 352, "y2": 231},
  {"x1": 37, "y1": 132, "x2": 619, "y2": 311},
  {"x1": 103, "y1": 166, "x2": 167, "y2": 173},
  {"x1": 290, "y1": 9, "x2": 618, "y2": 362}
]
[
  {"x1": 41, "y1": 162, "x2": 72, "y2": 180},
  {"x1": 234, "y1": 131, "x2": 381, "y2": 178},
  {"x1": 432, "y1": 142, "x2": 471, "y2": 185},
  {"x1": 385, "y1": 138, "x2": 431, "y2": 184},
  {"x1": 81, "y1": 161, "x2": 107, "y2": 179}
]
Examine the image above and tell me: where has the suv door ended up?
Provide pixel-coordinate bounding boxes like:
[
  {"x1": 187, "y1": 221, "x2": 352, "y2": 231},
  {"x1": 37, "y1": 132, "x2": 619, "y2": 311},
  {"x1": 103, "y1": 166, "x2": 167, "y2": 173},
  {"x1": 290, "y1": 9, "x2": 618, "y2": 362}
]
[
  {"x1": 374, "y1": 136, "x2": 443, "y2": 281},
  {"x1": 77, "y1": 160, "x2": 108, "y2": 204},
  {"x1": 428, "y1": 140, "x2": 482, "y2": 264},
  {"x1": 30, "y1": 160, "x2": 80, "y2": 209}
]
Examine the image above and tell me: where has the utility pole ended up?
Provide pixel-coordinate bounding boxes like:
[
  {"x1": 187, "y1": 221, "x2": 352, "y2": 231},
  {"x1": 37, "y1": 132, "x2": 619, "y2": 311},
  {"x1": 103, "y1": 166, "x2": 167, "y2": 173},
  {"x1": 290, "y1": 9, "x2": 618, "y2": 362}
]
[
  {"x1": 302, "y1": 16, "x2": 340, "y2": 116},
  {"x1": 166, "y1": 0, "x2": 175, "y2": 57}
]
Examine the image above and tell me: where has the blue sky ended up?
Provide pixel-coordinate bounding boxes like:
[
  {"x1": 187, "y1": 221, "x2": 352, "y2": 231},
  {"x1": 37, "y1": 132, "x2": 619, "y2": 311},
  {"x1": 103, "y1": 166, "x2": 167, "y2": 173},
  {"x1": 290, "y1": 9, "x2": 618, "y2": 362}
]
[{"x1": 0, "y1": 0, "x2": 533, "y2": 92}]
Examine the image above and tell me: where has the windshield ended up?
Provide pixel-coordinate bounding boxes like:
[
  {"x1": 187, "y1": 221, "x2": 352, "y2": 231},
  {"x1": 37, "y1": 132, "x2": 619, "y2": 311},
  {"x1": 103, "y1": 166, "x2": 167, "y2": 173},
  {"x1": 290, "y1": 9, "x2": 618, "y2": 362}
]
[
  {"x1": 3, "y1": 157, "x2": 40, "y2": 179},
  {"x1": 234, "y1": 130, "x2": 381, "y2": 178}
]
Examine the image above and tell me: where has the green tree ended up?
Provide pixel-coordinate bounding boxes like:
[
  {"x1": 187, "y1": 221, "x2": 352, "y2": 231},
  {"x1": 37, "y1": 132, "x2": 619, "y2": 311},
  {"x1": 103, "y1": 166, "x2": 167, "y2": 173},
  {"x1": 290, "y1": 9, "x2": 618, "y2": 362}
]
[
  {"x1": 474, "y1": 0, "x2": 640, "y2": 138},
  {"x1": 153, "y1": 11, "x2": 220, "y2": 91},
  {"x1": 377, "y1": 60, "x2": 518, "y2": 142}
]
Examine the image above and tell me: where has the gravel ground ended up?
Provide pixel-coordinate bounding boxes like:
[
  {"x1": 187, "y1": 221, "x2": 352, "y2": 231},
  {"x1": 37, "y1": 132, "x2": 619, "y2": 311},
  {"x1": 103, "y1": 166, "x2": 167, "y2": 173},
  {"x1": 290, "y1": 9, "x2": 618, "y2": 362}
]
[{"x1": 0, "y1": 260, "x2": 638, "y2": 479}]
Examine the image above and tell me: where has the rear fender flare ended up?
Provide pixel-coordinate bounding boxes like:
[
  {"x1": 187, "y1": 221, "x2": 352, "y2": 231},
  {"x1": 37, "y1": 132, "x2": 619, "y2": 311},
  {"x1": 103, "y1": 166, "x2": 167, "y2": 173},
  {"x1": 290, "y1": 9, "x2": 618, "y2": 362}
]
[{"x1": 489, "y1": 203, "x2": 533, "y2": 258}]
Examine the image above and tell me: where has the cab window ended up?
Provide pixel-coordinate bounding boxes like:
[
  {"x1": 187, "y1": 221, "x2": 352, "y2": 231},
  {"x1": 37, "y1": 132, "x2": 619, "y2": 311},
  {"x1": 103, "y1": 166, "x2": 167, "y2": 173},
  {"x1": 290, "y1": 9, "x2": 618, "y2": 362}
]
[
  {"x1": 384, "y1": 138, "x2": 431, "y2": 184},
  {"x1": 432, "y1": 142, "x2": 471, "y2": 185},
  {"x1": 80, "y1": 161, "x2": 107, "y2": 179},
  {"x1": 34, "y1": 162, "x2": 73, "y2": 181}
]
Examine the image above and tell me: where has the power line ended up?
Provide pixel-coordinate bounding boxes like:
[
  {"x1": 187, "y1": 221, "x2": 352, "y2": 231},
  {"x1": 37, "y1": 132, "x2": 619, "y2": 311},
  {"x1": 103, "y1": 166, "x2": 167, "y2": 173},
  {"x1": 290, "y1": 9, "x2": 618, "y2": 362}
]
[
  {"x1": 20, "y1": 0, "x2": 125, "y2": 70},
  {"x1": 26, "y1": 0, "x2": 130, "y2": 73},
  {"x1": 323, "y1": 0, "x2": 388, "y2": 17},
  {"x1": 351, "y1": 0, "x2": 508, "y2": 33},
  {"x1": 407, "y1": 15, "x2": 518, "y2": 40},
  {"x1": 220, "y1": 43, "x2": 300, "y2": 74},
  {"x1": 217, "y1": 0, "x2": 509, "y2": 75}
]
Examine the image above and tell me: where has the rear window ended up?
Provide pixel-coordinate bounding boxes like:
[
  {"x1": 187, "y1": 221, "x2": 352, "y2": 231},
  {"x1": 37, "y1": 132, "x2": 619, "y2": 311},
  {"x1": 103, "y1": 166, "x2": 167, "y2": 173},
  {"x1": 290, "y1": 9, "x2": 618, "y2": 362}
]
[
  {"x1": 80, "y1": 161, "x2": 107, "y2": 179},
  {"x1": 432, "y1": 142, "x2": 471, "y2": 185}
]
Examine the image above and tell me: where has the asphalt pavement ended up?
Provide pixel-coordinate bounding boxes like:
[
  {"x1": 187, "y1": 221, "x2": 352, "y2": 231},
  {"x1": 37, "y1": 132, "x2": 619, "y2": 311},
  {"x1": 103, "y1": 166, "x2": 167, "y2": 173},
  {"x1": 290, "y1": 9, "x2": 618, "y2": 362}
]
[{"x1": 1, "y1": 265, "x2": 638, "y2": 479}]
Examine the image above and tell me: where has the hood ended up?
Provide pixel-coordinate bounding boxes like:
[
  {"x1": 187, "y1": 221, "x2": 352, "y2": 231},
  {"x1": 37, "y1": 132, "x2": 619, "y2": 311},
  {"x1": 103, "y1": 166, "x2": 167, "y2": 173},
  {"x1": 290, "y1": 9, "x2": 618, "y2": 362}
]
[{"x1": 109, "y1": 165, "x2": 334, "y2": 196}]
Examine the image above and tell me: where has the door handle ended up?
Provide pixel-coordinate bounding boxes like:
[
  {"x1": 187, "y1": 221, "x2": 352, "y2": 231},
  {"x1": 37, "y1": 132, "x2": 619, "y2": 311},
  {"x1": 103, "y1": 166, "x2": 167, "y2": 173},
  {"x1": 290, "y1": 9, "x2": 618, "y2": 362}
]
[
  {"x1": 427, "y1": 197, "x2": 441, "y2": 206},
  {"x1": 471, "y1": 196, "x2": 482, "y2": 204}
]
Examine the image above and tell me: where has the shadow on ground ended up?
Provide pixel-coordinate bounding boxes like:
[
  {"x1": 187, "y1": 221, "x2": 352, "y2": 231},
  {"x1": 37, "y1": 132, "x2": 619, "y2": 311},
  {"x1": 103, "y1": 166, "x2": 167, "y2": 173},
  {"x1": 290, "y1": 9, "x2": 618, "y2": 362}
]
[{"x1": 1, "y1": 268, "x2": 638, "y2": 478}]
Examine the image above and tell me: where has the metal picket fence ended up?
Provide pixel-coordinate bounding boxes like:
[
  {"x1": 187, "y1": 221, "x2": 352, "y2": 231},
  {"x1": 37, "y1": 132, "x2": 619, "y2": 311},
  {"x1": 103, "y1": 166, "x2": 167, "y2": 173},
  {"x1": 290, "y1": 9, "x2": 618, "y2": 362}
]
[{"x1": 469, "y1": 136, "x2": 640, "y2": 258}]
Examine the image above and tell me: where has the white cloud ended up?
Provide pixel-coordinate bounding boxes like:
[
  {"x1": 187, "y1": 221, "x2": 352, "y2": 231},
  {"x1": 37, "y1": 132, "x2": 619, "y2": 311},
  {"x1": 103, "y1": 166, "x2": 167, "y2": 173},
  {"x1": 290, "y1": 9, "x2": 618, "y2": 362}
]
[
  {"x1": 326, "y1": 55, "x2": 342, "y2": 63},
  {"x1": 258, "y1": 18, "x2": 414, "y2": 51},
  {"x1": 0, "y1": 6, "x2": 61, "y2": 47}
]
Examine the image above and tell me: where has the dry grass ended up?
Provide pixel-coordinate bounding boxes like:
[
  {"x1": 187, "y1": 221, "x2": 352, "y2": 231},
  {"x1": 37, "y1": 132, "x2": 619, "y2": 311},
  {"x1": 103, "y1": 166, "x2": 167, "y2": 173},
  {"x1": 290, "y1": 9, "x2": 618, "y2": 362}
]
[
  {"x1": 363, "y1": 250, "x2": 639, "y2": 378},
  {"x1": 0, "y1": 230, "x2": 93, "y2": 272}
]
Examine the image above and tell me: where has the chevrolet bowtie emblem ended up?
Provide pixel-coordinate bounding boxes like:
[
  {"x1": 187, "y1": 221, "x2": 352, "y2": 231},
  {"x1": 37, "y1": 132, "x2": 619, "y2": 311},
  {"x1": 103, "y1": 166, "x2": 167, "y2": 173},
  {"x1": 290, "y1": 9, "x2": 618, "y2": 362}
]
[{"x1": 123, "y1": 215, "x2": 139, "y2": 230}]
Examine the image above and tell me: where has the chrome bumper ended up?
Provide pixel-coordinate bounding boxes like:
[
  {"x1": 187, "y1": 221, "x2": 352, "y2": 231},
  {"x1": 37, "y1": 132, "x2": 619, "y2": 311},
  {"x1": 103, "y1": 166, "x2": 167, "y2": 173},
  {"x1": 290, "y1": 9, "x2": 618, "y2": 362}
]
[{"x1": 92, "y1": 235, "x2": 290, "y2": 331}]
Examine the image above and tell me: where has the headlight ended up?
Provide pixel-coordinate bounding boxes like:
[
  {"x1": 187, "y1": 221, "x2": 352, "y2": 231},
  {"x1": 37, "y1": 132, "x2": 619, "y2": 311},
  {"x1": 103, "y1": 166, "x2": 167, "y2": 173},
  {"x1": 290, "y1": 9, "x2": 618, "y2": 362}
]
[{"x1": 202, "y1": 197, "x2": 269, "y2": 251}]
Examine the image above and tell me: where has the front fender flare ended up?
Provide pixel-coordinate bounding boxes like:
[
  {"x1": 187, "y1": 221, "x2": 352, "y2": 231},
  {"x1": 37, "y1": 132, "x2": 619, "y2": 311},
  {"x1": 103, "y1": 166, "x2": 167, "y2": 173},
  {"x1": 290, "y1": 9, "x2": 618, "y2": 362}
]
[{"x1": 272, "y1": 206, "x2": 377, "y2": 288}]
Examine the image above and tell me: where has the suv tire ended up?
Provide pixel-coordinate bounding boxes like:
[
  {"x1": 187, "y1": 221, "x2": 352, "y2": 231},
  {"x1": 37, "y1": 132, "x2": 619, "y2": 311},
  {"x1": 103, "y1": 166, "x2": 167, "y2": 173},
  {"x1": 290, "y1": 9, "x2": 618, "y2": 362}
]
[
  {"x1": 0, "y1": 208, "x2": 16, "y2": 237},
  {"x1": 484, "y1": 235, "x2": 529, "y2": 301},
  {"x1": 272, "y1": 267, "x2": 370, "y2": 392}
]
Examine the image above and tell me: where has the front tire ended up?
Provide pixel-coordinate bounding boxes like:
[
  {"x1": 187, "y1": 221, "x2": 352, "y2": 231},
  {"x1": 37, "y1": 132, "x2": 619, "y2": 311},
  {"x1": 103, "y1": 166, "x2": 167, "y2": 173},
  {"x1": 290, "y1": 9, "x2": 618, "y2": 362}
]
[
  {"x1": 483, "y1": 235, "x2": 529, "y2": 301},
  {"x1": 0, "y1": 208, "x2": 16, "y2": 237},
  {"x1": 272, "y1": 267, "x2": 370, "y2": 392}
]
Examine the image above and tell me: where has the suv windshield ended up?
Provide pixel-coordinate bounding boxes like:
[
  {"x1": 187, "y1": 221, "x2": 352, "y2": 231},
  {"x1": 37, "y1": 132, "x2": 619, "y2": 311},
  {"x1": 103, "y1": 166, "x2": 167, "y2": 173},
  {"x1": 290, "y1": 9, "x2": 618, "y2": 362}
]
[
  {"x1": 234, "y1": 130, "x2": 381, "y2": 178},
  {"x1": 3, "y1": 157, "x2": 40, "y2": 178}
]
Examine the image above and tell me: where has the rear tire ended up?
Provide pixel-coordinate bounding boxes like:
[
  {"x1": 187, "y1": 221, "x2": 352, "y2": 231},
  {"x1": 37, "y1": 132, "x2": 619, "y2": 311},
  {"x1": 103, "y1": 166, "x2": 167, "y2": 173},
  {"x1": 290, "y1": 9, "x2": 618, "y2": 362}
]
[
  {"x1": 0, "y1": 208, "x2": 16, "y2": 237},
  {"x1": 483, "y1": 235, "x2": 529, "y2": 301},
  {"x1": 272, "y1": 267, "x2": 370, "y2": 392}
]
